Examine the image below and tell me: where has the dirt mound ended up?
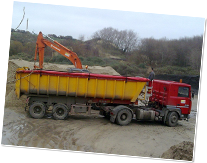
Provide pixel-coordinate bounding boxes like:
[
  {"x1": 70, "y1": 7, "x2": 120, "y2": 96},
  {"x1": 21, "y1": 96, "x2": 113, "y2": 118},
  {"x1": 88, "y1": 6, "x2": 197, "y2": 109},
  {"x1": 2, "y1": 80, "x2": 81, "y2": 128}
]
[
  {"x1": 46, "y1": 65, "x2": 66, "y2": 71},
  {"x1": 9, "y1": 59, "x2": 34, "y2": 69},
  {"x1": 6, "y1": 61, "x2": 19, "y2": 97},
  {"x1": 5, "y1": 90, "x2": 26, "y2": 108},
  {"x1": 9, "y1": 59, "x2": 120, "y2": 75},
  {"x1": 5, "y1": 61, "x2": 27, "y2": 108},
  {"x1": 88, "y1": 66, "x2": 119, "y2": 75},
  {"x1": 161, "y1": 141, "x2": 194, "y2": 161},
  {"x1": 7, "y1": 61, "x2": 19, "y2": 83}
]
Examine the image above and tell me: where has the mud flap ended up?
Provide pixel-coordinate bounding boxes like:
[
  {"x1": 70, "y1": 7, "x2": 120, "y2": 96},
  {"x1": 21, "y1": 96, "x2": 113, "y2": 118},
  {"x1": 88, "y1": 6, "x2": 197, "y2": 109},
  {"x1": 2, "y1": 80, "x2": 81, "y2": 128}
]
[
  {"x1": 110, "y1": 110, "x2": 117, "y2": 123},
  {"x1": 110, "y1": 116, "x2": 116, "y2": 123},
  {"x1": 25, "y1": 97, "x2": 30, "y2": 111}
]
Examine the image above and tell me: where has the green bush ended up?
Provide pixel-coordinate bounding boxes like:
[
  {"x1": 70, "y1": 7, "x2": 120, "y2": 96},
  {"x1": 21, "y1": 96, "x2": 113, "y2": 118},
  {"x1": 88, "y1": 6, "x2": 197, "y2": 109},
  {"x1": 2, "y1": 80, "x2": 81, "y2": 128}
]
[
  {"x1": 155, "y1": 66, "x2": 198, "y2": 75},
  {"x1": 138, "y1": 63, "x2": 146, "y2": 68},
  {"x1": 81, "y1": 57, "x2": 106, "y2": 66},
  {"x1": 10, "y1": 52, "x2": 33, "y2": 61}
]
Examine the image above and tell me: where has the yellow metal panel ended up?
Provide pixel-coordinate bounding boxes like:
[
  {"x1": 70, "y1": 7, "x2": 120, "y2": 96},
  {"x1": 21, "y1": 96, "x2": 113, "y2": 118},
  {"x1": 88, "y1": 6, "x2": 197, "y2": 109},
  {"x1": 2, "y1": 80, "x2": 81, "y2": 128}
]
[
  {"x1": 29, "y1": 74, "x2": 38, "y2": 94},
  {"x1": 27, "y1": 74, "x2": 30, "y2": 94},
  {"x1": 77, "y1": 78, "x2": 87, "y2": 96},
  {"x1": 124, "y1": 82, "x2": 137, "y2": 99},
  {"x1": 114, "y1": 81, "x2": 124, "y2": 99},
  {"x1": 67, "y1": 77, "x2": 78, "y2": 96},
  {"x1": 37, "y1": 74, "x2": 40, "y2": 94},
  {"x1": 56, "y1": 76, "x2": 59, "y2": 95},
  {"x1": 85, "y1": 78, "x2": 89, "y2": 98},
  {"x1": 86, "y1": 78, "x2": 96, "y2": 97},
  {"x1": 103, "y1": 79, "x2": 107, "y2": 99},
  {"x1": 48, "y1": 76, "x2": 58, "y2": 94},
  {"x1": 121, "y1": 81, "x2": 126, "y2": 100},
  {"x1": 75, "y1": 77, "x2": 78, "y2": 97},
  {"x1": 70, "y1": 77, "x2": 76, "y2": 95},
  {"x1": 47, "y1": 75, "x2": 49, "y2": 95},
  {"x1": 15, "y1": 73, "x2": 21, "y2": 99},
  {"x1": 96, "y1": 79, "x2": 106, "y2": 98},
  {"x1": 58, "y1": 76, "x2": 68, "y2": 95},
  {"x1": 131, "y1": 82, "x2": 146, "y2": 102},
  {"x1": 105, "y1": 80, "x2": 114, "y2": 99},
  {"x1": 112, "y1": 80, "x2": 116, "y2": 100},
  {"x1": 94, "y1": 79, "x2": 98, "y2": 98},
  {"x1": 39, "y1": 74, "x2": 48, "y2": 94},
  {"x1": 20, "y1": 73, "x2": 30, "y2": 94},
  {"x1": 66, "y1": 77, "x2": 69, "y2": 96}
]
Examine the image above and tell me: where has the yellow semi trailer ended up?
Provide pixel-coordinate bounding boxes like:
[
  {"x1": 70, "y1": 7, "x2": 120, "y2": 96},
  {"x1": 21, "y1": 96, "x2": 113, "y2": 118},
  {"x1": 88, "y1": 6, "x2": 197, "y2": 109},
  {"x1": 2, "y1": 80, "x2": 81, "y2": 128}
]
[
  {"x1": 15, "y1": 67, "x2": 191, "y2": 127},
  {"x1": 15, "y1": 68, "x2": 151, "y2": 126}
]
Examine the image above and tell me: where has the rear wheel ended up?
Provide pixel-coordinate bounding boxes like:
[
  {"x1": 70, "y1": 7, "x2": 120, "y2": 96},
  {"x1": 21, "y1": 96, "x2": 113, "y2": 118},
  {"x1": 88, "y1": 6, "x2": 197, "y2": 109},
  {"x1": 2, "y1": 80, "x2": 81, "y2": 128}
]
[
  {"x1": 29, "y1": 102, "x2": 46, "y2": 119},
  {"x1": 166, "y1": 111, "x2": 179, "y2": 127},
  {"x1": 53, "y1": 103, "x2": 69, "y2": 120},
  {"x1": 116, "y1": 109, "x2": 132, "y2": 126}
]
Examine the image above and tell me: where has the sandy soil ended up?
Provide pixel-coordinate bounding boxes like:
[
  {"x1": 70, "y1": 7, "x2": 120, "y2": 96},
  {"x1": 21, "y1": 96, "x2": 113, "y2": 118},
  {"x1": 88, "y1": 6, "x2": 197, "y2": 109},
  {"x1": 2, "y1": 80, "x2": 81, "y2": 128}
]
[
  {"x1": 1, "y1": 60, "x2": 197, "y2": 161},
  {"x1": 9, "y1": 59, "x2": 120, "y2": 75}
]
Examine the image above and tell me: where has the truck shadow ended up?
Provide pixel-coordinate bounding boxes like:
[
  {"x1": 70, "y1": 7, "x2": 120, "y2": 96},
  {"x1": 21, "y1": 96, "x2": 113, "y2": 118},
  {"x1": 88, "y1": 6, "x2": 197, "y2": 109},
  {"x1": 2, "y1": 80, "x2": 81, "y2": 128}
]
[
  {"x1": 131, "y1": 119, "x2": 164, "y2": 126},
  {"x1": 131, "y1": 119, "x2": 183, "y2": 127},
  {"x1": 40, "y1": 113, "x2": 184, "y2": 127}
]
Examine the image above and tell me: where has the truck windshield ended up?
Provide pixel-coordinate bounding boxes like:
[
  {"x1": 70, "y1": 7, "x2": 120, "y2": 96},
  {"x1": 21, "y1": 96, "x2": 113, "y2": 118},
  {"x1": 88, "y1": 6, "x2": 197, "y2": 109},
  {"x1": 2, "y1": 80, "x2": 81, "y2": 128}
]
[{"x1": 178, "y1": 87, "x2": 189, "y2": 97}]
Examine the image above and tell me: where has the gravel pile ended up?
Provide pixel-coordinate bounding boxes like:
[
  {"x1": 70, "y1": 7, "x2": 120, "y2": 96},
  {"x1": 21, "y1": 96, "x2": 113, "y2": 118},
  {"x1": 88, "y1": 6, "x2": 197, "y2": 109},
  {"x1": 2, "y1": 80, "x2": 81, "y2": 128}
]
[{"x1": 161, "y1": 141, "x2": 194, "y2": 161}]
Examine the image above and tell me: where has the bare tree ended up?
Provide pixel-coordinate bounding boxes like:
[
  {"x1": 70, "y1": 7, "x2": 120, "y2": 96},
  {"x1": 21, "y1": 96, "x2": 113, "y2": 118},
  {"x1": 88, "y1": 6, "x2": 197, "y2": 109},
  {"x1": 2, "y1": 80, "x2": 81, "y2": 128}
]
[
  {"x1": 189, "y1": 48, "x2": 202, "y2": 70},
  {"x1": 138, "y1": 38, "x2": 157, "y2": 65},
  {"x1": 92, "y1": 27, "x2": 139, "y2": 53},
  {"x1": 79, "y1": 34, "x2": 85, "y2": 41}
]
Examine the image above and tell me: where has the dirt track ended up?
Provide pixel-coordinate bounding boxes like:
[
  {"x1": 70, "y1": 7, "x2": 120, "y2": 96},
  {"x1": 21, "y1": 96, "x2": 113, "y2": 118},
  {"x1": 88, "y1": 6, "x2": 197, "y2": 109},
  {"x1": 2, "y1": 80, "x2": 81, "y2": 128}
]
[
  {"x1": 1, "y1": 98, "x2": 197, "y2": 159},
  {"x1": 1, "y1": 60, "x2": 197, "y2": 161}
]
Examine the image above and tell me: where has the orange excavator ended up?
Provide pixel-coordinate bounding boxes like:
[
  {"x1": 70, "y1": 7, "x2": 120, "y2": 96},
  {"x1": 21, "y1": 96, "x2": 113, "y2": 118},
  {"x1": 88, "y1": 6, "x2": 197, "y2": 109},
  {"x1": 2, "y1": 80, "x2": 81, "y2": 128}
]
[{"x1": 34, "y1": 32, "x2": 83, "y2": 69}]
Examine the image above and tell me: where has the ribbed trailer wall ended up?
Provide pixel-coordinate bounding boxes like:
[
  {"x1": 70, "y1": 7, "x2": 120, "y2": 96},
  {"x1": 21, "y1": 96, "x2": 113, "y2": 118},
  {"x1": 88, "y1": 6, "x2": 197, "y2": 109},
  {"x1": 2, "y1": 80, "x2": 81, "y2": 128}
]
[{"x1": 15, "y1": 69, "x2": 149, "y2": 103}]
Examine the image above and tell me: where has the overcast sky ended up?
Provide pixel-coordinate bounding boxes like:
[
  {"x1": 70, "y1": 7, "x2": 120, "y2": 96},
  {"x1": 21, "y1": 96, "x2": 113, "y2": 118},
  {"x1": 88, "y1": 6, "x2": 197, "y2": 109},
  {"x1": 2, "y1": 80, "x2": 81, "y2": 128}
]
[{"x1": 11, "y1": 1, "x2": 205, "y2": 40}]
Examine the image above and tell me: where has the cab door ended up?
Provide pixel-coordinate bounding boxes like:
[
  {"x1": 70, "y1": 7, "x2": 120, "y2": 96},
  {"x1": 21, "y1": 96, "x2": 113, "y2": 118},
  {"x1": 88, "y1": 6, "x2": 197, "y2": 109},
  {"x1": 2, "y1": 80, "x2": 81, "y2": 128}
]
[{"x1": 177, "y1": 86, "x2": 192, "y2": 114}]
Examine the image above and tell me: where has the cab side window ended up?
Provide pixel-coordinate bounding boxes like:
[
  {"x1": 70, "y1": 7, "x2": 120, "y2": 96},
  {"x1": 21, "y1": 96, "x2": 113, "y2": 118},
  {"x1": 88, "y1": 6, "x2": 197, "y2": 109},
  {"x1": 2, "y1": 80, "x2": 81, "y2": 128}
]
[{"x1": 178, "y1": 87, "x2": 189, "y2": 97}]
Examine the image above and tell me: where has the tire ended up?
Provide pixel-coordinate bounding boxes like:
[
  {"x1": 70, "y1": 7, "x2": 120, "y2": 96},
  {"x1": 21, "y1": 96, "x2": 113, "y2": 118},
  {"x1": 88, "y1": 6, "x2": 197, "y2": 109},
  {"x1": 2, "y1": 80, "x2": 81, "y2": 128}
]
[
  {"x1": 52, "y1": 103, "x2": 69, "y2": 120},
  {"x1": 116, "y1": 109, "x2": 132, "y2": 126},
  {"x1": 166, "y1": 111, "x2": 179, "y2": 127},
  {"x1": 29, "y1": 102, "x2": 46, "y2": 119}
]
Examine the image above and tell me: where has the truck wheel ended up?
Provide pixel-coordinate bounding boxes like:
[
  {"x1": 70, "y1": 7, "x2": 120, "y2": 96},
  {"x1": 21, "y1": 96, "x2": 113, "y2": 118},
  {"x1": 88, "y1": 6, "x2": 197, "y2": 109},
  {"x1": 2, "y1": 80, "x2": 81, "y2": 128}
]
[
  {"x1": 116, "y1": 109, "x2": 132, "y2": 126},
  {"x1": 53, "y1": 103, "x2": 69, "y2": 120},
  {"x1": 29, "y1": 102, "x2": 46, "y2": 119},
  {"x1": 166, "y1": 111, "x2": 178, "y2": 127}
]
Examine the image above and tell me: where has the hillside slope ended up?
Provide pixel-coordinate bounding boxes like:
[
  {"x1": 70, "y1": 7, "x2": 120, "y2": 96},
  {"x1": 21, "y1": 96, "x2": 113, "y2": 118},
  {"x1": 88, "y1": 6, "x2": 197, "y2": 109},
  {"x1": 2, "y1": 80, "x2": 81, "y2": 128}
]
[{"x1": 9, "y1": 30, "x2": 202, "y2": 78}]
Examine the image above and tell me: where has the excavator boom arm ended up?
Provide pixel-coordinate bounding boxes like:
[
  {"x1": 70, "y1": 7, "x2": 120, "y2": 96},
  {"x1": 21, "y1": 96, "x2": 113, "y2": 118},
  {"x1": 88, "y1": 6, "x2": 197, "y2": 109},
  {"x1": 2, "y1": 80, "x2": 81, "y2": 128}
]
[{"x1": 34, "y1": 32, "x2": 82, "y2": 69}]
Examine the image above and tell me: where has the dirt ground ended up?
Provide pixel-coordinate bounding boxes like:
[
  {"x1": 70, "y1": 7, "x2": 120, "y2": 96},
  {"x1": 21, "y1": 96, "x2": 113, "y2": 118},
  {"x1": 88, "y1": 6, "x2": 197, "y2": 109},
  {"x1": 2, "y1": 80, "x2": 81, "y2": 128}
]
[{"x1": 1, "y1": 60, "x2": 198, "y2": 161}]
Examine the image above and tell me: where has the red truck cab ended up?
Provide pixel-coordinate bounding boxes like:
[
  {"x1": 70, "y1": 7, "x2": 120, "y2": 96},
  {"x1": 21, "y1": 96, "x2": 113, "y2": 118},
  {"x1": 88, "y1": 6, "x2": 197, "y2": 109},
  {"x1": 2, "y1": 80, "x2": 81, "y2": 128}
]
[{"x1": 149, "y1": 80, "x2": 192, "y2": 125}]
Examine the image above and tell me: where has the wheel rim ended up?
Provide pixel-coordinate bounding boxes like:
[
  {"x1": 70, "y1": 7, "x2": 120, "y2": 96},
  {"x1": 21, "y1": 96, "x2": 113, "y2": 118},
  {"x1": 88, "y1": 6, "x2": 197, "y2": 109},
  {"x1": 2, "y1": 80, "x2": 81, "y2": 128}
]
[
  {"x1": 56, "y1": 108, "x2": 64, "y2": 116},
  {"x1": 171, "y1": 115, "x2": 178, "y2": 123},
  {"x1": 34, "y1": 106, "x2": 42, "y2": 114},
  {"x1": 120, "y1": 113, "x2": 127, "y2": 121}
]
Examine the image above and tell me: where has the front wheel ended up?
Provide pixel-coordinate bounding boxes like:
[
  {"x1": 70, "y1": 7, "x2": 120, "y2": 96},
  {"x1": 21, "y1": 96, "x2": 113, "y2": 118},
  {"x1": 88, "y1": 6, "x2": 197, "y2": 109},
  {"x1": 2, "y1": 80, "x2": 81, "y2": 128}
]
[
  {"x1": 166, "y1": 111, "x2": 179, "y2": 127},
  {"x1": 116, "y1": 109, "x2": 132, "y2": 126}
]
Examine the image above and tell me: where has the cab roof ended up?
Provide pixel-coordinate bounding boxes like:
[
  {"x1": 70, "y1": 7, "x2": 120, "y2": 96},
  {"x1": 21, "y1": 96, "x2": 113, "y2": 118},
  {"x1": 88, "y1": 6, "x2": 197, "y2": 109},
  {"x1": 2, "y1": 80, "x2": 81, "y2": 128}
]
[{"x1": 153, "y1": 79, "x2": 191, "y2": 87}]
